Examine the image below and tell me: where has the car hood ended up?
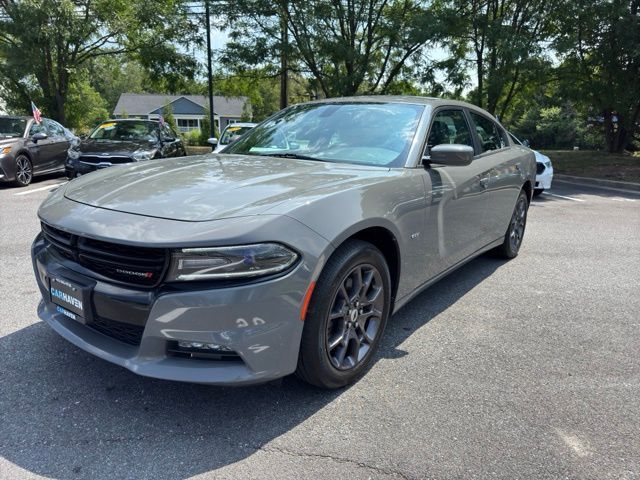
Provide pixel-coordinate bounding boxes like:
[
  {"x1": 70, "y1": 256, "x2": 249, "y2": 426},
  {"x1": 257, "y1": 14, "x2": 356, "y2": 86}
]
[
  {"x1": 0, "y1": 137, "x2": 22, "y2": 146},
  {"x1": 79, "y1": 139, "x2": 157, "y2": 155},
  {"x1": 63, "y1": 154, "x2": 391, "y2": 222}
]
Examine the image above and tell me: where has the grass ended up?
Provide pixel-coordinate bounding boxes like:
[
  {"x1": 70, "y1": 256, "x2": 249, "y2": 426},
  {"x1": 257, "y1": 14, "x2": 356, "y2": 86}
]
[{"x1": 539, "y1": 150, "x2": 640, "y2": 183}]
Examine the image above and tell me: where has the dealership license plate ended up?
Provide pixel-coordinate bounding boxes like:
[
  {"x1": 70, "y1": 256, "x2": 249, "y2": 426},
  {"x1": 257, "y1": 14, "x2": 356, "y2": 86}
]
[{"x1": 49, "y1": 276, "x2": 85, "y2": 321}]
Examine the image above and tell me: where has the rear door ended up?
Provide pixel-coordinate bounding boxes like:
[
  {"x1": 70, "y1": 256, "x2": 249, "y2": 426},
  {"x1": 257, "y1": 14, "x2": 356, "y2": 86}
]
[
  {"x1": 43, "y1": 119, "x2": 71, "y2": 169},
  {"x1": 467, "y1": 111, "x2": 521, "y2": 241},
  {"x1": 422, "y1": 108, "x2": 494, "y2": 274}
]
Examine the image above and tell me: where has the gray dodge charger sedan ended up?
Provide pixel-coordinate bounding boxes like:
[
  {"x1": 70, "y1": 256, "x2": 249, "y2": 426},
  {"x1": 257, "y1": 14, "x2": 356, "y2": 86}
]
[{"x1": 32, "y1": 96, "x2": 535, "y2": 388}]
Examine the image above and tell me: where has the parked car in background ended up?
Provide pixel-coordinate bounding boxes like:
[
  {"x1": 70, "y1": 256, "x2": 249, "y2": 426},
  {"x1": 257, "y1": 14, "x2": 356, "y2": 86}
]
[
  {"x1": 33, "y1": 97, "x2": 535, "y2": 388},
  {"x1": 209, "y1": 122, "x2": 257, "y2": 152},
  {"x1": 66, "y1": 119, "x2": 186, "y2": 178},
  {"x1": 0, "y1": 116, "x2": 78, "y2": 187},
  {"x1": 509, "y1": 133, "x2": 553, "y2": 196}
]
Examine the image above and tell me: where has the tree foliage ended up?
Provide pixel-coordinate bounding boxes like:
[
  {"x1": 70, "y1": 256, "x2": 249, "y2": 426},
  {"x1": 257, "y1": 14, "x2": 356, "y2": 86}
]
[
  {"x1": 0, "y1": 0, "x2": 202, "y2": 125},
  {"x1": 553, "y1": 0, "x2": 640, "y2": 153},
  {"x1": 221, "y1": 0, "x2": 441, "y2": 97}
]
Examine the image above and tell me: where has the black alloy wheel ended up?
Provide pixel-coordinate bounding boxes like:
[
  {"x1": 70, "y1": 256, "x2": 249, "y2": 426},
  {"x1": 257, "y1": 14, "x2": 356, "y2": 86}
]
[
  {"x1": 493, "y1": 189, "x2": 529, "y2": 259},
  {"x1": 297, "y1": 240, "x2": 391, "y2": 389}
]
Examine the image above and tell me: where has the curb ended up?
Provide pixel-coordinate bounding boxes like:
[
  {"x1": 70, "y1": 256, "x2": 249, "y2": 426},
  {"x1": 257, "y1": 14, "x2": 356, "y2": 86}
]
[{"x1": 554, "y1": 174, "x2": 640, "y2": 193}]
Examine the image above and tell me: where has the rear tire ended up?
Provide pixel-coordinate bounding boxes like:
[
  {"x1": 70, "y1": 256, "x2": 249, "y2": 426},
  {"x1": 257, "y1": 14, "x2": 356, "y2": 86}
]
[
  {"x1": 296, "y1": 240, "x2": 391, "y2": 389},
  {"x1": 533, "y1": 188, "x2": 544, "y2": 197},
  {"x1": 14, "y1": 154, "x2": 33, "y2": 187},
  {"x1": 492, "y1": 189, "x2": 529, "y2": 259}
]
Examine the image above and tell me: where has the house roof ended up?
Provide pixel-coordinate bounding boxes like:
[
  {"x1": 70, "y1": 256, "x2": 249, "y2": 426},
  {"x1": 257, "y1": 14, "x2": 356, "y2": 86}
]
[{"x1": 113, "y1": 93, "x2": 248, "y2": 117}]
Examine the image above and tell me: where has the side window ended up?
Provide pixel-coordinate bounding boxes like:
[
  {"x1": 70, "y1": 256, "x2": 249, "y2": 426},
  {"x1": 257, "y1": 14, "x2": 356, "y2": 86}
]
[
  {"x1": 470, "y1": 112, "x2": 506, "y2": 152},
  {"x1": 162, "y1": 124, "x2": 176, "y2": 140},
  {"x1": 43, "y1": 119, "x2": 64, "y2": 137},
  {"x1": 29, "y1": 122, "x2": 46, "y2": 137},
  {"x1": 427, "y1": 109, "x2": 474, "y2": 151}
]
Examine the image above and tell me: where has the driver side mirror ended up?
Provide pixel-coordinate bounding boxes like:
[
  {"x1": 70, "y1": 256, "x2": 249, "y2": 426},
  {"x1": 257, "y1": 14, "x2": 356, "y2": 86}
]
[
  {"x1": 207, "y1": 137, "x2": 218, "y2": 146},
  {"x1": 31, "y1": 132, "x2": 48, "y2": 143},
  {"x1": 427, "y1": 144, "x2": 474, "y2": 167},
  {"x1": 522, "y1": 139, "x2": 530, "y2": 147}
]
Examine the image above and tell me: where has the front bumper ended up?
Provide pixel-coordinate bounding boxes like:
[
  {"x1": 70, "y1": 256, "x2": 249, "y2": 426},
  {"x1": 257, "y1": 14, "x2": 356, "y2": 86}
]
[
  {"x1": 535, "y1": 164, "x2": 553, "y2": 190},
  {"x1": 32, "y1": 221, "x2": 327, "y2": 385},
  {"x1": 66, "y1": 158, "x2": 132, "y2": 177}
]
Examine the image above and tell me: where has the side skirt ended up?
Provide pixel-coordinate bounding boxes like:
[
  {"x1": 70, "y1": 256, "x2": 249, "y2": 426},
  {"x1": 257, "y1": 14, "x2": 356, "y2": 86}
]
[{"x1": 391, "y1": 237, "x2": 504, "y2": 314}]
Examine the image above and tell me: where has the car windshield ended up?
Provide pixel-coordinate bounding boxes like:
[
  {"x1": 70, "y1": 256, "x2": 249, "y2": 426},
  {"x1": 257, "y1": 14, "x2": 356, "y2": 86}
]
[
  {"x1": 220, "y1": 126, "x2": 254, "y2": 145},
  {"x1": 0, "y1": 118, "x2": 27, "y2": 138},
  {"x1": 89, "y1": 121, "x2": 158, "y2": 142},
  {"x1": 224, "y1": 102, "x2": 424, "y2": 167}
]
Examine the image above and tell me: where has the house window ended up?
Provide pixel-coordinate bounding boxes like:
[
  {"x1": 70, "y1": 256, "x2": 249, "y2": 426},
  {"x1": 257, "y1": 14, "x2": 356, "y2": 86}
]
[{"x1": 176, "y1": 119, "x2": 200, "y2": 132}]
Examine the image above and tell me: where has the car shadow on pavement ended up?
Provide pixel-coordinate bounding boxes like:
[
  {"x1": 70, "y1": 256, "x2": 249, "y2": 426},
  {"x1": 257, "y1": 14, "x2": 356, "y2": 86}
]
[{"x1": 0, "y1": 256, "x2": 505, "y2": 479}]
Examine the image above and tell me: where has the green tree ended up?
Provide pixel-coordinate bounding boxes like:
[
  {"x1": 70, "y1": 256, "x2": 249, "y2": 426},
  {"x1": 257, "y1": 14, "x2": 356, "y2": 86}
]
[
  {"x1": 221, "y1": 0, "x2": 439, "y2": 97},
  {"x1": 441, "y1": 0, "x2": 553, "y2": 117},
  {"x1": 65, "y1": 77, "x2": 109, "y2": 133},
  {"x1": 0, "y1": 0, "x2": 201, "y2": 125},
  {"x1": 553, "y1": 0, "x2": 640, "y2": 153}
]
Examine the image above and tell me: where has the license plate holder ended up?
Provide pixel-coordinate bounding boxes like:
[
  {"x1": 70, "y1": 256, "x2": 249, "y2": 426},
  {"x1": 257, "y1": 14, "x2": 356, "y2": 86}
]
[{"x1": 49, "y1": 276, "x2": 92, "y2": 324}]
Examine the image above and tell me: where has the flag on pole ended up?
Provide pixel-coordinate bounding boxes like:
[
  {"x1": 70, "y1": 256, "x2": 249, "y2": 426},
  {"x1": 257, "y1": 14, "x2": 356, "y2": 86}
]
[{"x1": 31, "y1": 102, "x2": 42, "y2": 124}]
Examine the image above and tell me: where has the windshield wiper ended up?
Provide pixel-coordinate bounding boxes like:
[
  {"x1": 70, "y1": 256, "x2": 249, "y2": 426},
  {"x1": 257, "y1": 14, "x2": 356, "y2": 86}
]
[{"x1": 257, "y1": 152, "x2": 327, "y2": 162}]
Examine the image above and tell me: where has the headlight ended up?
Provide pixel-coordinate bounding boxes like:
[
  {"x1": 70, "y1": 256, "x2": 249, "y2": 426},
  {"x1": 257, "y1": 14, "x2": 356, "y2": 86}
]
[
  {"x1": 166, "y1": 243, "x2": 299, "y2": 281},
  {"x1": 132, "y1": 149, "x2": 157, "y2": 161},
  {"x1": 67, "y1": 147, "x2": 81, "y2": 160},
  {"x1": 544, "y1": 160, "x2": 552, "y2": 168}
]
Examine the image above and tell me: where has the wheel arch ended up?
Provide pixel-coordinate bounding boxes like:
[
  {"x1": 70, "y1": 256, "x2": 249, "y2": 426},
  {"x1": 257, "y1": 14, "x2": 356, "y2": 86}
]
[{"x1": 331, "y1": 221, "x2": 401, "y2": 310}]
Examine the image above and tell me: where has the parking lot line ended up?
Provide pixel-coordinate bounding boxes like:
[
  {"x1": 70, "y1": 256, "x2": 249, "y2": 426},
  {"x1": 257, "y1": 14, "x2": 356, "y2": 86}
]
[
  {"x1": 542, "y1": 192, "x2": 586, "y2": 202},
  {"x1": 14, "y1": 182, "x2": 67, "y2": 196}
]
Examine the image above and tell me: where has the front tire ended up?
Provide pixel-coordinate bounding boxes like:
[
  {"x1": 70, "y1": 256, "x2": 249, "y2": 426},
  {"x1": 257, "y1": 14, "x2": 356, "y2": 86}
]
[
  {"x1": 296, "y1": 240, "x2": 391, "y2": 389},
  {"x1": 14, "y1": 154, "x2": 33, "y2": 187},
  {"x1": 492, "y1": 189, "x2": 529, "y2": 259},
  {"x1": 533, "y1": 188, "x2": 544, "y2": 197}
]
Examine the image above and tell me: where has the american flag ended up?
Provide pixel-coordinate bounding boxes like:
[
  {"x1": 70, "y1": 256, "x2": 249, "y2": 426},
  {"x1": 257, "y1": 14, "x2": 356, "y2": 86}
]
[{"x1": 31, "y1": 101, "x2": 42, "y2": 124}]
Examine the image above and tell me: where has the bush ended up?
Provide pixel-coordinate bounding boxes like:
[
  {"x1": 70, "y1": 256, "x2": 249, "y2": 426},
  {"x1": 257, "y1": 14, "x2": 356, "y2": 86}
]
[
  {"x1": 182, "y1": 129, "x2": 201, "y2": 146},
  {"x1": 512, "y1": 103, "x2": 600, "y2": 150}
]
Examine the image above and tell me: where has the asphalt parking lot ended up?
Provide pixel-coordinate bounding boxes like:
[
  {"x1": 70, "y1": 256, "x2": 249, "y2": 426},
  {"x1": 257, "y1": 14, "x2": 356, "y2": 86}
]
[{"x1": 1, "y1": 174, "x2": 639, "y2": 480}]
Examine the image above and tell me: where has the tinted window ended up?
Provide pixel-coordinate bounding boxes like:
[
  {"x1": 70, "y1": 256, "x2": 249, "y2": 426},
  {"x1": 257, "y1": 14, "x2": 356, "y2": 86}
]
[
  {"x1": 225, "y1": 102, "x2": 424, "y2": 168},
  {"x1": 29, "y1": 122, "x2": 46, "y2": 136},
  {"x1": 0, "y1": 118, "x2": 27, "y2": 138},
  {"x1": 427, "y1": 110, "x2": 473, "y2": 150},
  {"x1": 161, "y1": 123, "x2": 177, "y2": 140},
  {"x1": 470, "y1": 112, "x2": 507, "y2": 152},
  {"x1": 44, "y1": 119, "x2": 64, "y2": 137}
]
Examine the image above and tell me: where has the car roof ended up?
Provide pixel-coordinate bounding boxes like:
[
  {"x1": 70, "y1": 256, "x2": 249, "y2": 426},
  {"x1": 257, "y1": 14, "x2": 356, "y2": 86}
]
[
  {"x1": 304, "y1": 95, "x2": 494, "y2": 117},
  {"x1": 224, "y1": 122, "x2": 257, "y2": 128},
  {"x1": 102, "y1": 118, "x2": 158, "y2": 124},
  {"x1": 0, "y1": 115, "x2": 33, "y2": 120}
]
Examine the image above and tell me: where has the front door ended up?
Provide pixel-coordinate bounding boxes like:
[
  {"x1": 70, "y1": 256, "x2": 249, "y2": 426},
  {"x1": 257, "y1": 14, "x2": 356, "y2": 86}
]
[
  {"x1": 422, "y1": 108, "x2": 494, "y2": 275},
  {"x1": 26, "y1": 121, "x2": 58, "y2": 174}
]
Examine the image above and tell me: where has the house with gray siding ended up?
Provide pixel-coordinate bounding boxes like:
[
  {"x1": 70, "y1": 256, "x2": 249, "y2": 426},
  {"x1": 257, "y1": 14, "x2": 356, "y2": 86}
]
[{"x1": 113, "y1": 93, "x2": 250, "y2": 133}]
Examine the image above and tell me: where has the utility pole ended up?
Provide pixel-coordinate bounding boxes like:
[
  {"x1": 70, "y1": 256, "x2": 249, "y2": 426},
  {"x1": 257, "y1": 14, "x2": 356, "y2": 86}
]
[
  {"x1": 205, "y1": 0, "x2": 215, "y2": 138},
  {"x1": 279, "y1": 0, "x2": 288, "y2": 110}
]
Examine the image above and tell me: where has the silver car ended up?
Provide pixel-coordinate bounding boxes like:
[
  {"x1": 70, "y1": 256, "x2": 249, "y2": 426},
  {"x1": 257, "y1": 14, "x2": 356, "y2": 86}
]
[{"x1": 32, "y1": 97, "x2": 535, "y2": 388}]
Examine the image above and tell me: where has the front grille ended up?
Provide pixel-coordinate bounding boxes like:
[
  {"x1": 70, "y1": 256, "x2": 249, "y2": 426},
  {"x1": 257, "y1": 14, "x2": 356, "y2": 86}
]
[
  {"x1": 89, "y1": 316, "x2": 145, "y2": 346},
  {"x1": 41, "y1": 223, "x2": 168, "y2": 287},
  {"x1": 79, "y1": 155, "x2": 132, "y2": 165},
  {"x1": 536, "y1": 162, "x2": 545, "y2": 174}
]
